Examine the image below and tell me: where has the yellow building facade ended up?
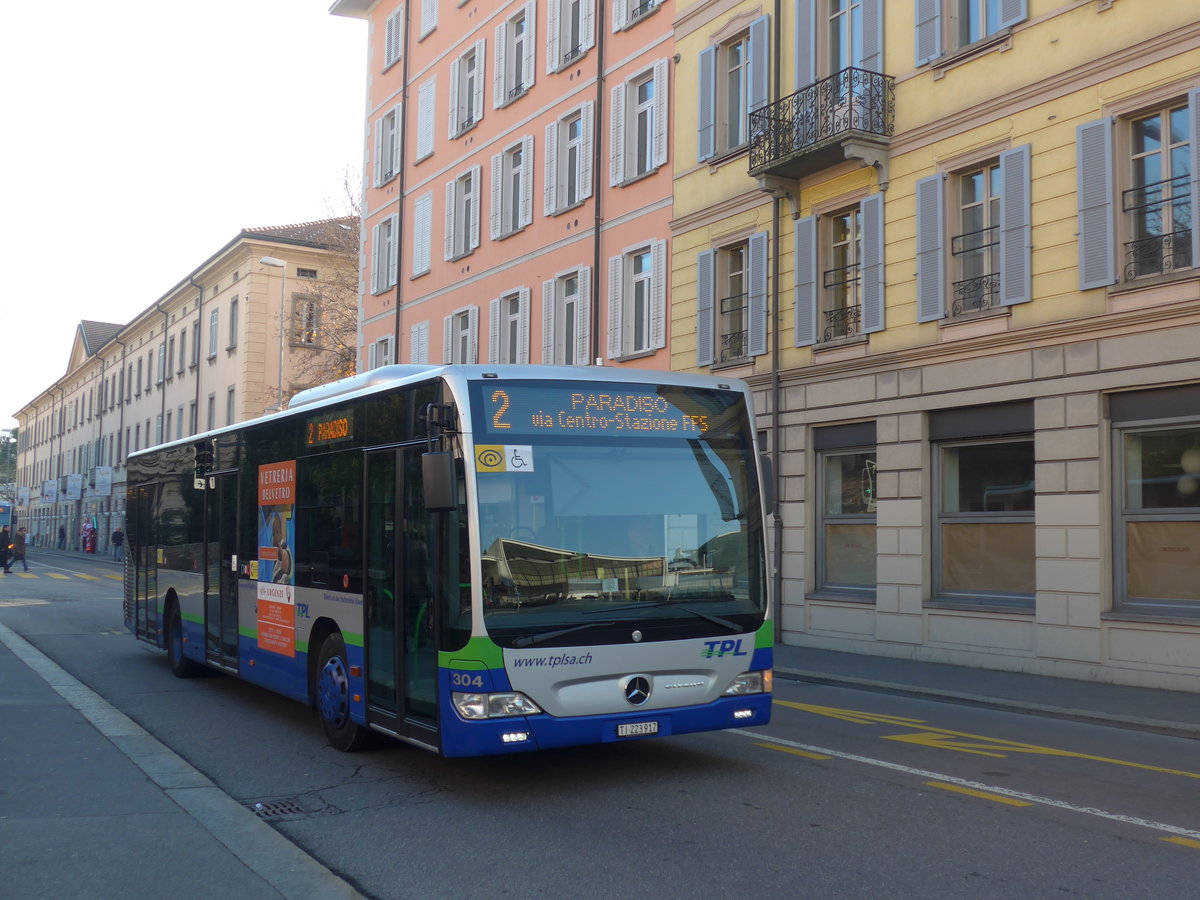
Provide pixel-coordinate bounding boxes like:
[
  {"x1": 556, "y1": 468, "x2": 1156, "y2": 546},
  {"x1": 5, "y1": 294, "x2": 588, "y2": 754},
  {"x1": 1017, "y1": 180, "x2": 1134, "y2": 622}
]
[{"x1": 673, "y1": 0, "x2": 1200, "y2": 690}]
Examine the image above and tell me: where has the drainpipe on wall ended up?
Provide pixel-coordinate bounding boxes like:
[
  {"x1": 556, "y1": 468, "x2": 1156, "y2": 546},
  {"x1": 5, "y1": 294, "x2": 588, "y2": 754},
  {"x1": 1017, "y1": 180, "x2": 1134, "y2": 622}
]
[
  {"x1": 770, "y1": 0, "x2": 784, "y2": 643},
  {"x1": 591, "y1": 1, "x2": 607, "y2": 365},
  {"x1": 390, "y1": 0, "x2": 414, "y2": 365},
  {"x1": 189, "y1": 276, "x2": 203, "y2": 435}
]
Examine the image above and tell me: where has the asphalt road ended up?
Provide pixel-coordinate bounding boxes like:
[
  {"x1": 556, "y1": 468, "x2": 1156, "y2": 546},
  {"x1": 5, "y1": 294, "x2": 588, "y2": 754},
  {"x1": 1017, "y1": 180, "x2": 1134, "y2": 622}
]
[{"x1": 3, "y1": 552, "x2": 1199, "y2": 898}]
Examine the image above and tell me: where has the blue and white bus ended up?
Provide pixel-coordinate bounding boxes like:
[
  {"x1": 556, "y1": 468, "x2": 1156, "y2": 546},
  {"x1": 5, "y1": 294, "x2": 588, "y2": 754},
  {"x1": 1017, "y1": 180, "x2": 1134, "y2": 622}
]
[{"x1": 124, "y1": 365, "x2": 773, "y2": 756}]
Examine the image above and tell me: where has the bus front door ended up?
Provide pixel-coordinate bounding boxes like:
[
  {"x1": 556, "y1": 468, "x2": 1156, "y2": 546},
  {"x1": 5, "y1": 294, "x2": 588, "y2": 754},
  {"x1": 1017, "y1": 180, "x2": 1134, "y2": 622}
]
[
  {"x1": 133, "y1": 484, "x2": 158, "y2": 642},
  {"x1": 204, "y1": 473, "x2": 239, "y2": 670},
  {"x1": 365, "y1": 447, "x2": 439, "y2": 747}
]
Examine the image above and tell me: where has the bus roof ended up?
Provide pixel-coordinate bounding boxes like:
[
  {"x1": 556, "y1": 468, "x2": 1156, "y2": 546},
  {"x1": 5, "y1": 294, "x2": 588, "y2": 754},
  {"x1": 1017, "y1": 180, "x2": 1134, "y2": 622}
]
[{"x1": 128, "y1": 364, "x2": 752, "y2": 460}]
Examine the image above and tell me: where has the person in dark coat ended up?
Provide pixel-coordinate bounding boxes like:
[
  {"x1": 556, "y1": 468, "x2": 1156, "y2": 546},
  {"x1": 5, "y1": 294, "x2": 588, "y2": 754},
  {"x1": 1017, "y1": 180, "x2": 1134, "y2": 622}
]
[
  {"x1": 0, "y1": 526, "x2": 11, "y2": 573},
  {"x1": 13, "y1": 527, "x2": 29, "y2": 572}
]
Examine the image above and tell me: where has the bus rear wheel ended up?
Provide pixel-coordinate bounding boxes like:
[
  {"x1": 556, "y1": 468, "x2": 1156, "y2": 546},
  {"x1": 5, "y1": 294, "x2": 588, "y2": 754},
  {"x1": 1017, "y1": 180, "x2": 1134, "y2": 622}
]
[
  {"x1": 315, "y1": 633, "x2": 373, "y2": 751},
  {"x1": 166, "y1": 605, "x2": 204, "y2": 678}
]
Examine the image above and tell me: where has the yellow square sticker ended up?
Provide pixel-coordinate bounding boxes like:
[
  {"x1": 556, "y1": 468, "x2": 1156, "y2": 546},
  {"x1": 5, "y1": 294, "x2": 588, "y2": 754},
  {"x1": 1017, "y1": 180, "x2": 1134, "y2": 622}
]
[{"x1": 475, "y1": 446, "x2": 507, "y2": 472}]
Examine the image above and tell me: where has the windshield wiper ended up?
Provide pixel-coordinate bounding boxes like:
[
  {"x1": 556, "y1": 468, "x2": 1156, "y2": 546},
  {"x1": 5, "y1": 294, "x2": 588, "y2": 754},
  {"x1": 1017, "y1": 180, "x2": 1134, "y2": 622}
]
[
  {"x1": 583, "y1": 601, "x2": 742, "y2": 634},
  {"x1": 511, "y1": 621, "x2": 606, "y2": 648}
]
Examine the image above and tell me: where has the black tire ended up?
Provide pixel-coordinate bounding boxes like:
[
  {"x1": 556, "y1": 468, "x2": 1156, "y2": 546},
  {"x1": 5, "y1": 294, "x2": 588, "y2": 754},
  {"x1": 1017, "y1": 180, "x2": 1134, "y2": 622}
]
[
  {"x1": 166, "y1": 605, "x2": 205, "y2": 678},
  {"x1": 315, "y1": 633, "x2": 373, "y2": 751}
]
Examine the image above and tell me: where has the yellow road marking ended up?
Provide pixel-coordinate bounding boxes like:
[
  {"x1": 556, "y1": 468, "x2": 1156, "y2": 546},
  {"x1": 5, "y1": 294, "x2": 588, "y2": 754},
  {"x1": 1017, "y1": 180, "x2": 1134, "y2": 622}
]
[
  {"x1": 46, "y1": 573, "x2": 71, "y2": 580},
  {"x1": 1163, "y1": 837, "x2": 1200, "y2": 850},
  {"x1": 104, "y1": 574, "x2": 123, "y2": 580},
  {"x1": 925, "y1": 781, "x2": 1034, "y2": 807},
  {"x1": 777, "y1": 700, "x2": 1200, "y2": 780},
  {"x1": 74, "y1": 573, "x2": 100, "y2": 580},
  {"x1": 756, "y1": 741, "x2": 833, "y2": 760},
  {"x1": 16, "y1": 573, "x2": 37, "y2": 578}
]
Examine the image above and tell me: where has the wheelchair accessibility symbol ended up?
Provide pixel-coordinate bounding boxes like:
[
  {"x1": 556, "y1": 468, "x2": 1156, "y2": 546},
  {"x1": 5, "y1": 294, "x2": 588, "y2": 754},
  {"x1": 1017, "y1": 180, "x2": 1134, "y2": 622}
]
[{"x1": 475, "y1": 445, "x2": 534, "y2": 473}]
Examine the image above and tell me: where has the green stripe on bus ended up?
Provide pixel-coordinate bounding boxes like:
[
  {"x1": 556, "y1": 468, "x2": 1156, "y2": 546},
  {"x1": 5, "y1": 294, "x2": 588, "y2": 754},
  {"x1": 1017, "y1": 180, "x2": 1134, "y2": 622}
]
[
  {"x1": 757, "y1": 621, "x2": 774, "y2": 648},
  {"x1": 440, "y1": 636, "x2": 504, "y2": 670}
]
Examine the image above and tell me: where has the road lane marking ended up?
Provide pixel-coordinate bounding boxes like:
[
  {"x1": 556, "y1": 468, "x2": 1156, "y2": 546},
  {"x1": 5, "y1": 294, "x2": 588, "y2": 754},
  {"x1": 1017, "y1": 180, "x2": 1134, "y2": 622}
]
[
  {"x1": 756, "y1": 741, "x2": 833, "y2": 760},
  {"x1": 46, "y1": 573, "x2": 71, "y2": 580},
  {"x1": 924, "y1": 781, "x2": 1034, "y2": 807},
  {"x1": 732, "y1": 729, "x2": 1200, "y2": 845},
  {"x1": 777, "y1": 700, "x2": 1200, "y2": 780},
  {"x1": 1163, "y1": 837, "x2": 1200, "y2": 850}
]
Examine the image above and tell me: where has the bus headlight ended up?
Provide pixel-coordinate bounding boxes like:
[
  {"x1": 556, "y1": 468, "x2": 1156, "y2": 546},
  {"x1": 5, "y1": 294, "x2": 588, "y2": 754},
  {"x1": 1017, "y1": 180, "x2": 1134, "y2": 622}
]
[
  {"x1": 453, "y1": 691, "x2": 542, "y2": 720},
  {"x1": 722, "y1": 669, "x2": 772, "y2": 695}
]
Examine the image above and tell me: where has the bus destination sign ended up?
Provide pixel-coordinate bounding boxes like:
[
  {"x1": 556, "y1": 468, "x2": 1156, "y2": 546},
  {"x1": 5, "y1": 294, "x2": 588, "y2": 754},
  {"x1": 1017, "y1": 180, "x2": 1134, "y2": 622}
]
[
  {"x1": 305, "y1": 412, "x2": 354, "y2": 447},
  {"x1": 478, "y1": 383, "x2": 733, "y2": 438}
]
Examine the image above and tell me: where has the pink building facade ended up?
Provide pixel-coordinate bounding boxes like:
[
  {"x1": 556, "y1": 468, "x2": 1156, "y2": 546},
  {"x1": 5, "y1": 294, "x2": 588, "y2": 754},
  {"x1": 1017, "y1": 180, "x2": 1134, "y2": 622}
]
[{"x1": 332, "y1": 0, "x2": 674, "y2": 372}]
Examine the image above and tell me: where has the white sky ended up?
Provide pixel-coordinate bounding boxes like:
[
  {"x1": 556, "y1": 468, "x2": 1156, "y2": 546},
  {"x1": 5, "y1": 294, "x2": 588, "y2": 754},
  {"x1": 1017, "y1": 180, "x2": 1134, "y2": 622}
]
[{"x1": 1, "y1": 1, "x2": 367, "y2": 431}]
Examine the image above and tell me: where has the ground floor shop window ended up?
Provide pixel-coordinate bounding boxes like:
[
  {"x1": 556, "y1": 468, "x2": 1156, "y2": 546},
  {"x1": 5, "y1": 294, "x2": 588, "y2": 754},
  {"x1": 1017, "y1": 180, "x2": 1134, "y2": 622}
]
[
  {"x1": 1118, "y1": 424, "x2": 1200, "y2": 612},
  {"x1": 934, "y1": 438, "x2": 1034, "y2": 605},
  {"x1": 817, "y1": 446, "x2": 877, "y2": 596}
]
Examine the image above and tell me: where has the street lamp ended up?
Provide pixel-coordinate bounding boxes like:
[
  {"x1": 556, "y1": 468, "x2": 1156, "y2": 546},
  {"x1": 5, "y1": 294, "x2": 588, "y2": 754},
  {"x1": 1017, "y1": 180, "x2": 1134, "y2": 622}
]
[{"x1": 260, "y1": 256, "x2": 287, "y2": 411}]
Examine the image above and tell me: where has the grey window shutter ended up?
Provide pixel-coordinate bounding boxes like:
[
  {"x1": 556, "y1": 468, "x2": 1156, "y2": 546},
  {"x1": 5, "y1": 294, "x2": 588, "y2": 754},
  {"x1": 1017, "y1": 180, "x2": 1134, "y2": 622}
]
[
  {"x1": 748, "y1": 231, "x2": 769, "y2": 357},
  {"x1": 915, "y1": 0, "x2": 941, "y2": 67},
  {"x1": 748, "y1": 16, "x2": 769, "y2": 115},
  {"x1": 490, "y1": 152, "x2": 504, "y2": 239},
  {"x1": 578, "y1": 101, "x2": 594, "y2": 202},
  {"x1": 610, "y1": 81, "x2": 626, "y2": 187},
  {"x1": 489, "y1": 298, "x2": 500, "y2": 363},
  {"x1": 915, "y1": 173, "x2": 945, "y2": 321},
  {"x1": 795, "y1": 0, "x2": 815, "y2": 89},
  {"x1": 697, "y1": 46, "x2": 717, "y2": 161},
  {"x1": 443, "y1": 316, "x2": 453, "y2": 364},
  {"x1": 518, "y1": 288, "x2": 531, "y2": 364},
  {"x1": 860, "y1": 194, "x2": 886, "y2": 332},
  {"x1": 520, "y1": 135, "x2": 534, "y2": 227},
  {"x1": 542, "y1": 280, "x2": 555, "y2": 363},
  {"x1": 652, "y1": 59, "x2": 668, "y2": 169},
  {"x1": 650, "y1": 239, "x2": 666, "y2": 349},
  {"x1": 998, "y1": 144, "x2": 1032, "y2": 306},
  {"x1": 998, "y1": 0, "x2": 1028, "y2": 30},
  {"x1": 576, "y1": 267, "x2": 592, "y2": 365},
  {"x1": 861, "y1": 0, "x2": 883, "y2": 74},
  {"x1": 544, "y1": 120, "x2": 559, "y2": 215},
  {"x1": 1190, "y1": 89, "x2": 1200, "y2": 270},
  {"x1": 696, "y1": 250, "x2": 715, "y2": 366},
  {"x1": 793, "y1": 216, "x2": 817, "y2": 347},
  {"x1": 493, "y1": 21, "x2": 507, "y2": 109},
  {"x1": 1076, "y1": 118, "x2": 1115, "y2": 290},
  {"x1": 608, "y1": 254, "x2": 624, "y2": 358}
]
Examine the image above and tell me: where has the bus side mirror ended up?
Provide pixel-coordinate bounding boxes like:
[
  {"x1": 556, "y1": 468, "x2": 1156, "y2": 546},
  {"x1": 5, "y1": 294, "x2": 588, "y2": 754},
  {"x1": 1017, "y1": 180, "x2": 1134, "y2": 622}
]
[
  {"x1": 422, "y1": 451, "x2": 457, "y2": 512},
  {"x1": 759, "y1": 453, "x2": 777, "y2": 515}
]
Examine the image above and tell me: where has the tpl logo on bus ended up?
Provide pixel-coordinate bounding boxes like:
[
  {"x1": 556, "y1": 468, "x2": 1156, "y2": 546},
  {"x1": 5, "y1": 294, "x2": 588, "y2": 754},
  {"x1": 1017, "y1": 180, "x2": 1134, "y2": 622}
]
[{"x1": 702, "y1": 639, "x2": 749, "y2": 659}]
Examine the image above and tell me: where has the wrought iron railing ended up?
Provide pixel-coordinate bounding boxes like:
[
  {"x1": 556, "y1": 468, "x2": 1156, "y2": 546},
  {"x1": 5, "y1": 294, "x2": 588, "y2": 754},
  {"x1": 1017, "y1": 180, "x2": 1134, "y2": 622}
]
[
  {"x1": 821, "y1": 263, "x2": 861, "y2": 340},
  {"x1": 1124, "y1": 230, "x2": 1193, "y2": 279},
  {"x1": 749, "y1": 67, "x2": 894, "y2": 172},
  {"x1": 1122, "y1": 175, "x2": 1192, "y2": 278},
  {"x1": 718, "y1": 293, "x2": 748, "y2": 364},
  {"x1": 952, "y1": 273, "x2": 1000, "y2": 315},
  {"x1": 630, "y1": 0, "x2": 660, "y2": 20},
  {"x1": 562, "y1": 44, "x2": 583, "y2": 66},
  {"x1": 951, "y1": 225, "x2": 999, "y2": 314}
]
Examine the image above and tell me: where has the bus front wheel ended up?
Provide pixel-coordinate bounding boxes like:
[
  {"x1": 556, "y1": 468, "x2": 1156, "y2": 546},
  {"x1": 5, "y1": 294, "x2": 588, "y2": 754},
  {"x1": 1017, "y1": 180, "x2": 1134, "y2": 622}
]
[
  {"x1": 166, "y1": 605, "x2": 204, "y2": 678},
  {"x1": 315, "y1": 633, "x2": 373, "y2": 751}
]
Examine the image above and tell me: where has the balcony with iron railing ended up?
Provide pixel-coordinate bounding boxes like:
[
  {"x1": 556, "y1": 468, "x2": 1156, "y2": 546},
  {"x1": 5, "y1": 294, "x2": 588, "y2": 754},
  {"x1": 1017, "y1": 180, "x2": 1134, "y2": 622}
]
[
  {"x1": 717, "y1": 293, "x2": 749, "y2": 365},
  {"x1": 821, "y1": 264, "x2": 862, "y2": 341},
  {"x1": 950, "y1": 225, "x2": 999, "y2": 316},
  {"x1": 1122, "y1": 175, "x2": 1193, "y2": 280},
  {"x1": 749, "y1": 67, "x2": 894, "y2": 181}
]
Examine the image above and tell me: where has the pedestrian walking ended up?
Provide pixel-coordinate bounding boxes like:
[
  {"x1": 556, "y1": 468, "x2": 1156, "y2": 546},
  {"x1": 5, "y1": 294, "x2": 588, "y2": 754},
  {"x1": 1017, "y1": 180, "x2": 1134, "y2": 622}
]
[
  {"x1": 13, "y1": 527, "x2": 29, "y2": 572},
  {"x1": 0, "y1": 525, "x2": 11, "y2": 573},
  {"x1": 111, "y1": 526, "x2": 125, "y2": 561}
]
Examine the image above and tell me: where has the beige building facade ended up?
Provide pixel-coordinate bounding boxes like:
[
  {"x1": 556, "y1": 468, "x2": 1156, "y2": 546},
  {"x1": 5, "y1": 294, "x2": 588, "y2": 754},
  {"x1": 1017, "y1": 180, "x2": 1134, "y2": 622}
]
[
  {"x1": 671, "y1": 0, "x2": 1200, "y2": 690},
  {"x1": 12, "y1": 222, "x2": 354, "y2": 553}
]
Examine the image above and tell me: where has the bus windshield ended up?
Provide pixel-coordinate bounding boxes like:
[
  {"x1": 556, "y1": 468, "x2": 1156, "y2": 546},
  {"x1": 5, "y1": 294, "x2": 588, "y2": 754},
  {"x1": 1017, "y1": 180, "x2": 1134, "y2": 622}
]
[{"x1": 470, "y1": 380, "x2": 767, "y2": 648}]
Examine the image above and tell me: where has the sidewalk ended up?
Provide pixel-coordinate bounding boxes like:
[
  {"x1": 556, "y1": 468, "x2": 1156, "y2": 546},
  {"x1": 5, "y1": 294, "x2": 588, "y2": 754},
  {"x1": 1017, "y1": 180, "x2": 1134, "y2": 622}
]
[
  {"x1": 773, "y1": 643, "x2": 1200, "y2": 738},
  {"x1": 0, "y1": 623, "x2": 361, "y2": 900}
]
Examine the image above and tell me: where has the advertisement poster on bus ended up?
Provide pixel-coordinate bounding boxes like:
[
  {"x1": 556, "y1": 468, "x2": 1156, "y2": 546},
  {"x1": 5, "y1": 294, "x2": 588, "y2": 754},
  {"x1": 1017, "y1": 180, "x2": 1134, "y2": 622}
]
[{"x1": 257, "y1": 460, "x2": 296, "y2": 657}]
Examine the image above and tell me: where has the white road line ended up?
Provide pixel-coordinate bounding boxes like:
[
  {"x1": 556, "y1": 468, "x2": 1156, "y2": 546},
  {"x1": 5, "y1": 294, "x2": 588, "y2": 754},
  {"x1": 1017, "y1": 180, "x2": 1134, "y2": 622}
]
[{"x1": 734, "y1": 728, "x2": 1200, "y2": 843}]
